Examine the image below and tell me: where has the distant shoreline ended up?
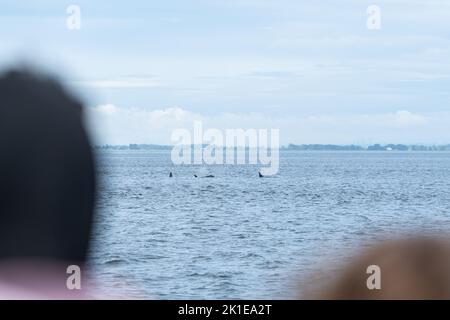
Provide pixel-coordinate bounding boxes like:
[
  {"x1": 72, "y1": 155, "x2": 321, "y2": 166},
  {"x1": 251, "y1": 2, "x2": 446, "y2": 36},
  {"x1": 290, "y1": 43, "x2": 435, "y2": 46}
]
[{"x1": 95, "y1": 143, "x2": 450, "y2": 151}]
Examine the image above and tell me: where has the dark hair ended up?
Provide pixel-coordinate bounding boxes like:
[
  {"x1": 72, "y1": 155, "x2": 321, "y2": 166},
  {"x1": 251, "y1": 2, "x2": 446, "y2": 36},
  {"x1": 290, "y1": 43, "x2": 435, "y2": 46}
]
[{"x1": 0, "y1": 70, "x2": 96, "y2": 263}]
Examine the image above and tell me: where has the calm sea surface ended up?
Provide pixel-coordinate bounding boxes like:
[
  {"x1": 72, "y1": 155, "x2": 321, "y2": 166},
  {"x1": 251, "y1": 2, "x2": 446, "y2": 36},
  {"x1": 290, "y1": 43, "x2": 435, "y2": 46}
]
[{"x1": 88, "y1": 150, "x2": 450, "y2": 299}]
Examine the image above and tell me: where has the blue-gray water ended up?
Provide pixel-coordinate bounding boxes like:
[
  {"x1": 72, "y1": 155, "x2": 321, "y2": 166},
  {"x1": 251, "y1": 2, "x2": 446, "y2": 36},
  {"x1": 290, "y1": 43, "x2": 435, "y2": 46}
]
[{"x1": 88, "y1": 151, "x2": 450, "y2": 299}]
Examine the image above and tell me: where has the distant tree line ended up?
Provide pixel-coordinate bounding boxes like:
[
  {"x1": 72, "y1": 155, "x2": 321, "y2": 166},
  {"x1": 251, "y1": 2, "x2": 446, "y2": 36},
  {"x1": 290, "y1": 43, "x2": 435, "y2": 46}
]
[
  {"x1": 284, "y1": 144, "x2": 450, "y2": 151},
  {"x1": 95, "y1": 144, "x2": 172, "y2": 150},
  {"x1": 284, "y1": 144, "x2": 364, "y2": 151},
  {"x1": 95, "y1": 143, "x2": 450, "y2": 151}
]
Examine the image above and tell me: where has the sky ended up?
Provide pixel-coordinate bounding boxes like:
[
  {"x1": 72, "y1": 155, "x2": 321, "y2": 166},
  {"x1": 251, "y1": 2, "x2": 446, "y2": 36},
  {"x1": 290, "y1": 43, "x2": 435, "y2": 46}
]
[{"x1": 0, "y1": 0, "x2": 449, "y2": 145}]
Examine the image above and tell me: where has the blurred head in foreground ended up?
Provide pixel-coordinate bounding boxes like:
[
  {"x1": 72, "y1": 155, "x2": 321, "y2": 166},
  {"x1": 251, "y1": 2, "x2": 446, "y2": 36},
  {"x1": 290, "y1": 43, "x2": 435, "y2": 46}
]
[
  {"x1": 0, "y1": 69, "x2": 96, "y2": 298},
  {"x1": 305, "y1": 237, "x2": 450, "y2": 300}
]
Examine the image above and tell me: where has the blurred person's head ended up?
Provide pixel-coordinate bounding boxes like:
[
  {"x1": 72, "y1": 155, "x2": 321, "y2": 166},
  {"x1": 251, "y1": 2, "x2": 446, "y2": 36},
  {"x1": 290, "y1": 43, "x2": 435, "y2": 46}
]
[
  {"x1": 0, "y1": 69, "x2": 95, "y2": 278},
  {"x1": 303, "y1": 237, "x2": 450, "y2": 299}
]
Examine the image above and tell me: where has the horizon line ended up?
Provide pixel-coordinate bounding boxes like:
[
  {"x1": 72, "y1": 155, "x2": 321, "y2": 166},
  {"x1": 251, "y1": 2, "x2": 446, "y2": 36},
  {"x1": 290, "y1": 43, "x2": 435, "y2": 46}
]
[{"x1": 94, "y1": 143, "x2": 450, "y2": 149}]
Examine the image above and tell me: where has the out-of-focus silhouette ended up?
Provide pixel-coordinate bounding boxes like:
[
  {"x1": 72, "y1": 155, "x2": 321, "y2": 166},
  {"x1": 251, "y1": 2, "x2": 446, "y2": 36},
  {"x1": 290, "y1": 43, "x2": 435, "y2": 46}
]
[
  {"x1": 304, "y1": 237, "x2": 450, "y2": 300},
  {"x1": 0, "y1": 69, "x2": 96, "y2": 299}
]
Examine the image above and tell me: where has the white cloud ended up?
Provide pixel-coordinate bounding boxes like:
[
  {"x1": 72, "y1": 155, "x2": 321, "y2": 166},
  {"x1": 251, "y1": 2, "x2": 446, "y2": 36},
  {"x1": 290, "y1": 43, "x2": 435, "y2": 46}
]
[
  {"x1": 383, "y1": 110, "x2": 428, "y2": 128},
  {"x1": 86, "y1": 105, "x2": 449, "y2": 146},
  {"x1": 72, "y1": 76, "x2": 161, "y2": 89},
  {"x1": 87, "y1": 105, "x2": 202, "y2": 145}
]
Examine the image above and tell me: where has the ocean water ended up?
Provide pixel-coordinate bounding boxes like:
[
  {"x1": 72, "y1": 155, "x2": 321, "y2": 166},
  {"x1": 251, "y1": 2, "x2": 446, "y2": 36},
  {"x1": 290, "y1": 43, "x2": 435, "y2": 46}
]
[{"x1": 88, "y1": 150, "x2": 450, "y2": 299}]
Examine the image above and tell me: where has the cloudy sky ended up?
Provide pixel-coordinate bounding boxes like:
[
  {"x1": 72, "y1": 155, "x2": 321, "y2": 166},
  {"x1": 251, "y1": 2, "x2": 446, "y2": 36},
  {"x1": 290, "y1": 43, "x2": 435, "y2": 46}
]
[{"x1": 1, "y1": 0, "x2": 449, "y2": 145}]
